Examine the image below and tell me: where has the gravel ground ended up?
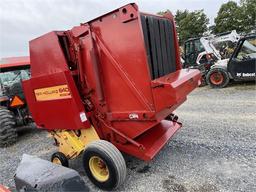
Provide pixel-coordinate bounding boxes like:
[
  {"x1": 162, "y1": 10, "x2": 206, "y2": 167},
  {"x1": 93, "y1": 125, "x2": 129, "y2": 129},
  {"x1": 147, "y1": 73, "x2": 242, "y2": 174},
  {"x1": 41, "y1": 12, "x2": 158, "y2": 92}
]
[{"x1": 0, "y1": 82, "x2": 255, "y2": 192}]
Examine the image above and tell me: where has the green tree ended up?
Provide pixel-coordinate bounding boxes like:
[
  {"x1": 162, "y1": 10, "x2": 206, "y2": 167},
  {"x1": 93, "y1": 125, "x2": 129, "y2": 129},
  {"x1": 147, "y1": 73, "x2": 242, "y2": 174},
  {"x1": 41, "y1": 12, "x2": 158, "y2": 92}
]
[
  {"x1": 214, "y1": 0, "x2": 256, "y2": 33},
  {"x1": 175, "y1": 10, "x2": 209, "y2": 44},
  {"x1": 214, "y1": 1, "x2": 243, "y2": 33},
  {"x1": 157, "y1": 10, "x2": 170, "y2": 15},
  {"x1": 240, "y1": 0, "x2": 256, "y2": 32},
  {"x1": 175, "y1": 10, "x2": 189, "y2": 25}
]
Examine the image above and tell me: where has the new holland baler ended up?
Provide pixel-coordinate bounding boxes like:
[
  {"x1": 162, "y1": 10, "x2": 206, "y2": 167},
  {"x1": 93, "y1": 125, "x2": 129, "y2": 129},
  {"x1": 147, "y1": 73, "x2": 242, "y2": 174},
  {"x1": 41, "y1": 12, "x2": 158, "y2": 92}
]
[{"x1": 23, "y1": 3, "x2": 200, "y2": 190}]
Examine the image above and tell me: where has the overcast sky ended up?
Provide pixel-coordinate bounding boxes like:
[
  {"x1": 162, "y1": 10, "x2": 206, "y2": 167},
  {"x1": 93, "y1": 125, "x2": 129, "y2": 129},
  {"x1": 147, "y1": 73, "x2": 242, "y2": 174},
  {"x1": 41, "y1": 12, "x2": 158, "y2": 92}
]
[{"x1": 0, "y1": 0, "x2": 239, "y2": 58}]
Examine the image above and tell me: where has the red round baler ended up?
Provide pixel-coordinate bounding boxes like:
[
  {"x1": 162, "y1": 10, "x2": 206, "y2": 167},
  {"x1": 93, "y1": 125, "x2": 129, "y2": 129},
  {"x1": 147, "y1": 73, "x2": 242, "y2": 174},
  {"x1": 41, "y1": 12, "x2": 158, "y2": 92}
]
[{"x1": 23, "y1": 3, "x2": 201, "y2": 190}]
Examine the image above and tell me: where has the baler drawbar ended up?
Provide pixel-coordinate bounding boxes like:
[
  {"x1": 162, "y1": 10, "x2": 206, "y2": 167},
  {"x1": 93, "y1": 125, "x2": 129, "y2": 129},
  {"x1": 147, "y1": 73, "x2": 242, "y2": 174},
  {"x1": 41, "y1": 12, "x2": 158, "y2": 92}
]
[{"x1": 23, "y1": 3, "x2": 201, "y2": 190}]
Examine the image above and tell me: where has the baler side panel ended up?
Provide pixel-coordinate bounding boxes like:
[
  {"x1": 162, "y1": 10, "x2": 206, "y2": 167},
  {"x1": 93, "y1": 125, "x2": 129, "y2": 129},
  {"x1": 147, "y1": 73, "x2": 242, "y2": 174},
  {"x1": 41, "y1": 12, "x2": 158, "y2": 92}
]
[
  {"x1": 29, "y1": 31, "x2": 69, "y2": 77},
  {"x1": 73, "y1": 6, "x2": 162, "y2": 138},
  {"x1": 87, "y1": 6, "x2": 154, "y2": 112},
  {"x1": 23, "y1": 71, "x2": 91, "y2": 130}
]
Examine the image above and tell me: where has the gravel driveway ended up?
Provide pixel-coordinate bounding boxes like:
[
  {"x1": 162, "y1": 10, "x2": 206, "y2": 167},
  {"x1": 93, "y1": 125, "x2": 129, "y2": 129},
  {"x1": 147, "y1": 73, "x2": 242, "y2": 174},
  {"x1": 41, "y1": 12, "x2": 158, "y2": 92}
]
[{"x1": 0, "y1": 82, "x2": 255, "y2": 192}]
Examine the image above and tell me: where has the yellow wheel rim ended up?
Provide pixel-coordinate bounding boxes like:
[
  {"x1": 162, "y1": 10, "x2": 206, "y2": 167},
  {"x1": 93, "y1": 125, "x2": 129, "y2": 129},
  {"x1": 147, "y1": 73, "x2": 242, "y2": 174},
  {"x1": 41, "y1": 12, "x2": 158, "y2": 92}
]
[
  {"x1": 89, "y1": 156, "x2": 109, "y2": 182},
  {"x1": 52, "y1": 157, "x2": 62, "y2": 165}
]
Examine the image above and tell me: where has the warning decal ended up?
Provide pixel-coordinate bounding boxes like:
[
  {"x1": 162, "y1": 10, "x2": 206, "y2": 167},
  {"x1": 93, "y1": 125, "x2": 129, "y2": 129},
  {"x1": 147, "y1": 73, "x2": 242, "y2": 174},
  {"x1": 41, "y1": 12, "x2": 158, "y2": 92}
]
[{"x1": 34, "y1": 85, "x2": 71, "y2": 101}]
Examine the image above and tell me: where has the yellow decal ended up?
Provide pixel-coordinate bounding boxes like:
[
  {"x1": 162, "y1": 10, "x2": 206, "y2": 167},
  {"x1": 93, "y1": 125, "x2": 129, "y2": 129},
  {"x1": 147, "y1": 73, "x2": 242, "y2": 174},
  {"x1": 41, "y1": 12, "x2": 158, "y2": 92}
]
[{"x1": 34, "y1": 85, "x2": 71, "y2": 101}]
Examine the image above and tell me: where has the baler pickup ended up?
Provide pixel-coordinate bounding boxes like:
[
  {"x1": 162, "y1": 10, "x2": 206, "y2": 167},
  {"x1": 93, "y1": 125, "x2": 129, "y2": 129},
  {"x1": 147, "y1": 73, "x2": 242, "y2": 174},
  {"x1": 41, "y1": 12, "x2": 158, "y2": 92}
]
[
  {"x1": 23, "y1": 3, "x2": 200, "y2": 190},
  {"x1": 116, "y1": 120, "x2": 182, "y2": 161}
]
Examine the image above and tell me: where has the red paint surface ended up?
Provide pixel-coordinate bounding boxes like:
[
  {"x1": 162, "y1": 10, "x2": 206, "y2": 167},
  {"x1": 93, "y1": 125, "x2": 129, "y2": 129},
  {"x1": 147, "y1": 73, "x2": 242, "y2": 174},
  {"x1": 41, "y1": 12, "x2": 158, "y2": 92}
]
[
  {"x1": 0, "y1": 185, "x2": 10, "y2": 192},
  {"x1": 0, "y1": 56, "x2": 30, "y2": 69}
]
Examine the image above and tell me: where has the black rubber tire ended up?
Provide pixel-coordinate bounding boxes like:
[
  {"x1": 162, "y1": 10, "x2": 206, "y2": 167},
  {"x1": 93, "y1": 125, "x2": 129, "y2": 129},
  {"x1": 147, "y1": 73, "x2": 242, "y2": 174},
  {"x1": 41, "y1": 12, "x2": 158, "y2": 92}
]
[
  {"x1": 206, "y1": 68, "x2": 230, "y2": 88},
  {"x1": 199, "y1": 75, "x2": 207, "y2": 87},
  {"x1": 0, "y1": 107, "x2": 17, "y2": 147},
  {"x1": 51, "y1": 152, "x2": 69, "y2": 167},
  {"x1": 83, "y1": 140, "x2": 126, "y2": 191}
]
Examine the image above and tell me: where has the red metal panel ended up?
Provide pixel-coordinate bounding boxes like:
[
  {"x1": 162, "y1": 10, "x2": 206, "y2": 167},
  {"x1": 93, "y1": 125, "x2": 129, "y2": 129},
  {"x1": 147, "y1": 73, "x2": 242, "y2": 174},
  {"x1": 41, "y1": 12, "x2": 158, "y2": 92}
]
[
  {"x1": 114, "y1": 120, "x2": 182, "y2": 161},
  {"x1": 88, "y1": 5, "x2": 154, "y2": 113},
  {"x1": 0, "y1": 56, "x2": 30, "y2": 69},
  {"x1": 151, "y1": 69, "x2": 201, "y2": 113},
  {"x1": 29, "y1": 31, "x2": 68, "y2": 77},
  {"x1": 23, "y1": 71, "x2": 90, "y2": 130},
  {"x1": 77, "y1": 4, "x2": 156, "y2": 139}
]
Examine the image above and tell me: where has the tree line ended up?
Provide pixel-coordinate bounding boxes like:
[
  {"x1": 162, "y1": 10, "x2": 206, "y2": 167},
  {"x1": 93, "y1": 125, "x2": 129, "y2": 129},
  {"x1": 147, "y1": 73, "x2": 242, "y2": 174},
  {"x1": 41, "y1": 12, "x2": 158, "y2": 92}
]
[{"x1": 158, "y1": 0, "x2": 255, "y2": 44}]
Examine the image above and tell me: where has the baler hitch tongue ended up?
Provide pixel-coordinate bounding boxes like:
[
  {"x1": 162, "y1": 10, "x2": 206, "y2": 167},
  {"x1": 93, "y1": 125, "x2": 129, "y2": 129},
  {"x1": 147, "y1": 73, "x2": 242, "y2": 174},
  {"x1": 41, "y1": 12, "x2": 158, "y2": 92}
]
[{"x1": 22, "y1": 3, "x2": 200, "y2": 190}]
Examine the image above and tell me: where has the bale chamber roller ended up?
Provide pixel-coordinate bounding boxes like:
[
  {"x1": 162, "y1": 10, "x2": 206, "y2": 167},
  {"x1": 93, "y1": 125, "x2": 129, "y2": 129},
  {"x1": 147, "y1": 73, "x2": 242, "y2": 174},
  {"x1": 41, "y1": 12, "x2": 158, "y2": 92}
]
[{"x1": 23, "y1": 3, "x2": 201, "y2": 190}]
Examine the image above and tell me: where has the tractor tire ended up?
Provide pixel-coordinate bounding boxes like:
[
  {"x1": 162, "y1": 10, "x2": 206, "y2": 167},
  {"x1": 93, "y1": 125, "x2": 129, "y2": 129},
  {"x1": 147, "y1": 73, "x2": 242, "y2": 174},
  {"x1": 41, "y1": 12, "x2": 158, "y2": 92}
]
[
  {"x1": 0, "y1": 107, "x2": 17, "y2": 147},
  {"x1": 206, "y1": 68, "x2": 230, "y2": 88},
  {"x1": 51, "y1": 152, "x2": 69, "y2": 167},
  {"x1": 199, "y1": 75, "x2": 207, "y2": 87},
  {"x1": 83, "y1": 140, "x2": 126, "y2": 190}
]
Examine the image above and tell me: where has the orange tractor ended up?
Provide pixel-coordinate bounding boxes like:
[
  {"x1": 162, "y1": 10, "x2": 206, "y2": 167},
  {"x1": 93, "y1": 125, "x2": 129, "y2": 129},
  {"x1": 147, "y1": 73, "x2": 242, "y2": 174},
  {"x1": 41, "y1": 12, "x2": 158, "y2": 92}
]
[
  {"x1": 0, "y1": 56, "x2": 31, "y2": 147},
  {"x1": 23, "y1": 4, "x2": 200, "y2": 190}
]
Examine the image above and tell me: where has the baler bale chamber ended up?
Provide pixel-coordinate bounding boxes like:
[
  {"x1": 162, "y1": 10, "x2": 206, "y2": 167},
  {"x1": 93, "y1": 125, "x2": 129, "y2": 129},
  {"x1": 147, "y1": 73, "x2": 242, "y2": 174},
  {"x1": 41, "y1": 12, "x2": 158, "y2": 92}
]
[{"x1": 23, "y1": 3, "x2": 201, "y2": 190}]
